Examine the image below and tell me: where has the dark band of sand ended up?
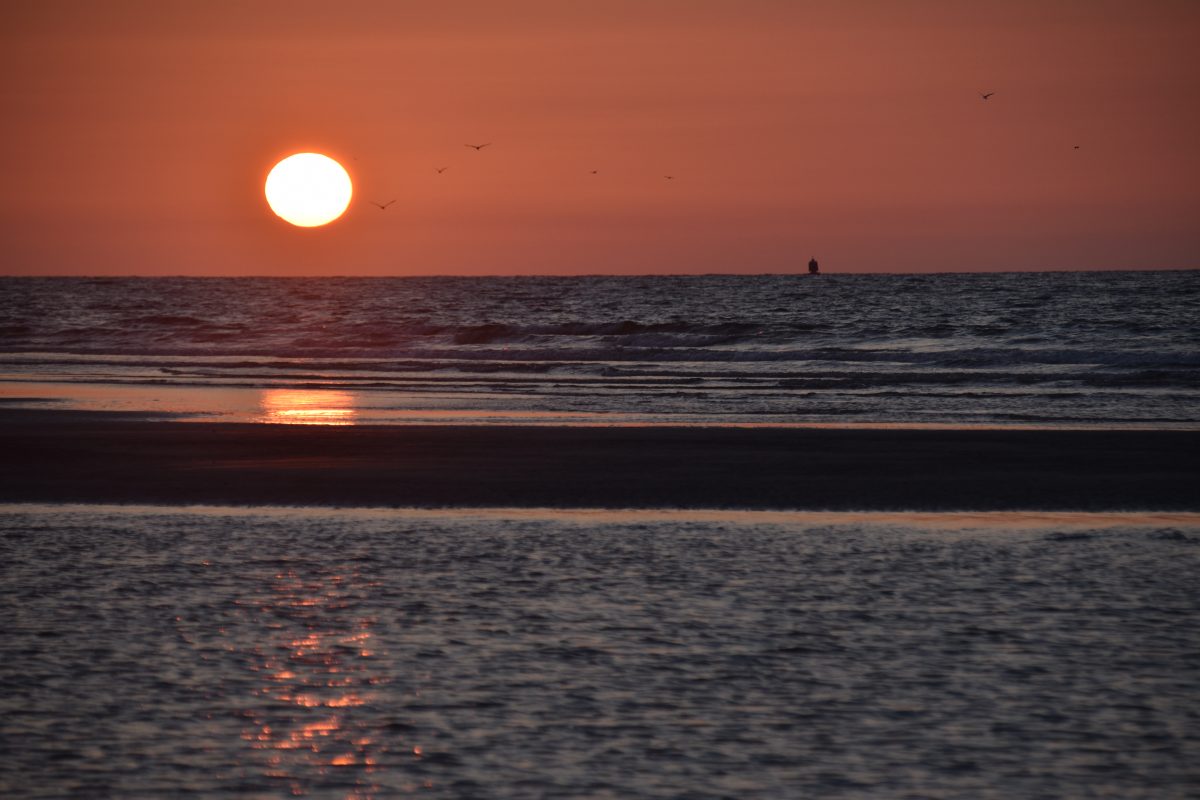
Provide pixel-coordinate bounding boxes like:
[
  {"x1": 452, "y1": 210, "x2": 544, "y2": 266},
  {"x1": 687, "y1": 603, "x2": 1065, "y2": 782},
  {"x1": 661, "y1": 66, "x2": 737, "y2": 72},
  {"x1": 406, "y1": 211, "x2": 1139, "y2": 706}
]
[{"x1": 2, "y1": 411, "x2": 1197, "y2": 511}]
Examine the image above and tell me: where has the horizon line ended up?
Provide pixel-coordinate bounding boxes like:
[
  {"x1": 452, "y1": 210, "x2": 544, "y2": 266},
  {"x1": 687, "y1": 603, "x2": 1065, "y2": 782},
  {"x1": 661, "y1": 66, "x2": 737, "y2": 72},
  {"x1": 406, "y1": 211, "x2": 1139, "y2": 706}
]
[{"x1": 2, "y1": 266, "x2": 1197, "y2": 279}]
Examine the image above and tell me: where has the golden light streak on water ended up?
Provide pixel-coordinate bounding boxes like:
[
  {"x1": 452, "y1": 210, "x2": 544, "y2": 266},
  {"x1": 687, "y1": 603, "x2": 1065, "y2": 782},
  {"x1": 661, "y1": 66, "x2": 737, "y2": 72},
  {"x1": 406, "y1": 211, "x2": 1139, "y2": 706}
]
[
  {"x1": 228, "y1": 565, "x2": 391, "y2": 795},
  {"x1": 258, "y1": 388, "x2": 357, "y2": 425}
]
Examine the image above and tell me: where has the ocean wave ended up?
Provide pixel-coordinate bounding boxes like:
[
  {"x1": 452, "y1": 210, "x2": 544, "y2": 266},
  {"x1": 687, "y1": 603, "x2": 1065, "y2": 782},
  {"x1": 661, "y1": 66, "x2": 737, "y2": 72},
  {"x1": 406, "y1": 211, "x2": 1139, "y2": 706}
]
[
  {"x1": 2, "y1": 343, "x2": 1198, "y2": 372},
  {"x1": 2, "y1": 272, "x2": 1196, "y2": 425}
]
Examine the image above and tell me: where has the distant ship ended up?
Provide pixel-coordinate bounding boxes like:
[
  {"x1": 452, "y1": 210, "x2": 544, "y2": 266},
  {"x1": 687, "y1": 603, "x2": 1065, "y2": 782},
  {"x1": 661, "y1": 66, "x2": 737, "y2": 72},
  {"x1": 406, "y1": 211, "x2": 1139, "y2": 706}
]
[{"x1": 808, "y1": 257, "x2": 820, "y2": 275}]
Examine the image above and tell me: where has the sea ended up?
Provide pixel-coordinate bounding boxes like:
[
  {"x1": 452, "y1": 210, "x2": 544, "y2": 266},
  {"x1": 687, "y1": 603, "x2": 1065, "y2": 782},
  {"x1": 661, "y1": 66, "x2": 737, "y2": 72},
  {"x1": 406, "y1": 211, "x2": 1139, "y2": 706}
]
[
  {"x1": 3, "y1": 272, "x2": 1199, "y2": 797},
  {"x1": 2, "y1": 505, "x2": 1198, "y2": 798},
  {"x1": 1, "y1": 271, "x2": 1197, "y2": 427}
]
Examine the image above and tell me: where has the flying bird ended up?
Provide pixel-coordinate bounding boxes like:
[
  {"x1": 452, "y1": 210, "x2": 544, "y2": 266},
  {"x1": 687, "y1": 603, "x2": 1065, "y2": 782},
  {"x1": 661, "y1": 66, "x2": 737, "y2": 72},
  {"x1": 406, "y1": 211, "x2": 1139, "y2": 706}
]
[
  {"x1": 465, "y1": 143, "x2": 492, "y2": 150},
  {"x1": 370, "y1": 200, "x2": 396, "y2": 210},
  {"x1": 664, "y1": 175, "x2": 675, "y2": 180},
  {"x1": 590, "y1": 169, "x2": 598, "y2": 174},
  {"x1": 980, "y1": 91, "x2": 995, "y2": 100},
  {"x1": 435, "y1": 167, "x2": 448, "y2": 173},
  {"x1": 1073, "y1": 145, "x2": 1081, "y2": 150}
]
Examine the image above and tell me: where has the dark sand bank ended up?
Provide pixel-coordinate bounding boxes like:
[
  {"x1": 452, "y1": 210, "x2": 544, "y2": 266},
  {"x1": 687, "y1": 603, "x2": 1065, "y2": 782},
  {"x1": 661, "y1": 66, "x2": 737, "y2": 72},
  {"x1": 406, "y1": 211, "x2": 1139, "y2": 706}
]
[{"x1": 2, "y1": 411, "x2": 1197, "y2": 510}]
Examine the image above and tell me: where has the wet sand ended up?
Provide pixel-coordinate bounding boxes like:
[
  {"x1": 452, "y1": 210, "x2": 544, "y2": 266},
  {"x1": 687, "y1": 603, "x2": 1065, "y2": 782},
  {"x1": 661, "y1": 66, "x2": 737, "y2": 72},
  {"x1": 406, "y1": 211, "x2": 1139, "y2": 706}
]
[{"x1": 1, "y1": 411, "x2": 1196, "y2": 510}]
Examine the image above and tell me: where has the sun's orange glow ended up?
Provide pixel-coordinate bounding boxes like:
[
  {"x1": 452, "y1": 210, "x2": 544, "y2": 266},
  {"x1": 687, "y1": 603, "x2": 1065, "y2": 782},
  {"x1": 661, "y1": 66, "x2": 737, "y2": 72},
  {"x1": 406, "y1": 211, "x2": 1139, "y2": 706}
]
[{"x1": 264, "y1": 153, "x2": 352, "y2": 228}]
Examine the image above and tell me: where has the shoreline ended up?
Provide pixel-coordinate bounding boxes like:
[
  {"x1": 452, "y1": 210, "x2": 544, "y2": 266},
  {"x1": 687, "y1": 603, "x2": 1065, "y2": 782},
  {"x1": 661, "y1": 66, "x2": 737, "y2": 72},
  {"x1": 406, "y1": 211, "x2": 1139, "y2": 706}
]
[
  {"x1": 6, "y1": 502, "x2": 1199, "y2": 530},
  {"x1": 3, "y1": 411, "x2": 1198, "y2": 511},
  {"x1": 8, "y1": 385, "x2": 1196, "y2": 432}
]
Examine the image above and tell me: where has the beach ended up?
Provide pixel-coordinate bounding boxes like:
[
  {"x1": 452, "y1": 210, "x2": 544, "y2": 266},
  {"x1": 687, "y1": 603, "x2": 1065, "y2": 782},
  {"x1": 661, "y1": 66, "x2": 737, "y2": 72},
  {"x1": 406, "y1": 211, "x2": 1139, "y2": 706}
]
[
  {"x1": 3, "y1": 273, "x2": 1198, "y2": 797},
  {"x1": 3, "y1": 411, "x2": 1198, "y2": 511},
  {"x1": 6, "y1": 0, "x2": 1200, "y2": 791}
]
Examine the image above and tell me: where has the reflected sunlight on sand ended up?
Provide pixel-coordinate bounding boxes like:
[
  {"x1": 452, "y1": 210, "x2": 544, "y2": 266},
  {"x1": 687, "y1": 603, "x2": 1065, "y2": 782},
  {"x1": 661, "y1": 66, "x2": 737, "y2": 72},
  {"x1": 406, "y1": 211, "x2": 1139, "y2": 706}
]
[{"x1": 258, "y1": 389, "x2": 357, "y2": 426}]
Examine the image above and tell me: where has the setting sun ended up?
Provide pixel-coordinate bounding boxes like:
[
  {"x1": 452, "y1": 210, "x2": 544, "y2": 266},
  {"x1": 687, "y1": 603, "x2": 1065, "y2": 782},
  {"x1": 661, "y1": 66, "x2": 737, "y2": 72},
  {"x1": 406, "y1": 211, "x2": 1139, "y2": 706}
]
[{"x1": 264, "y1": 153, "x2": 352, "y2": 228}]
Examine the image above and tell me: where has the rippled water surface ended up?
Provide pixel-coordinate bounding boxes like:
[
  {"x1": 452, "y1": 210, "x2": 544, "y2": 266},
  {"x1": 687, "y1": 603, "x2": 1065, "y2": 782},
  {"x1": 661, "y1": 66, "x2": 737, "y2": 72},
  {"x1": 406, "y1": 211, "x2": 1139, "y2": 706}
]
[
  {"x1": 2, "y1": 506, "x2": 1199, "y2": 798},
  {"x1": 2, "y1": 272, "x2": 1197, "y2": 426}
]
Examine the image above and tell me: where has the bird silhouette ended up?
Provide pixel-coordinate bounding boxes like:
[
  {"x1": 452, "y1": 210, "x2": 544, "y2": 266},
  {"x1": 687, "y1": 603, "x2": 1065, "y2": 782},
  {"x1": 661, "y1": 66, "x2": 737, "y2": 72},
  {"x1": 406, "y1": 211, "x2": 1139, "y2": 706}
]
[
  {"x1": 435, "y1": 167, "x2": 448, "y2": 173},
  {"x1": 980, "y1": 91, "x2": 995, "y2": 100},
  {"x1": 664, "y1": 175, "x2": 675, "y2": 180},
  {"x1": 465, "y1": 143, "x2": 492, "y2": 150},
  {"x1": 1073, "y1": 145, "x2": 1080, "y2": 150},
  {"x1": 370, "y1": 200, "x2": 396, "y2": 210},
  {"x1": 590, "y1": 169, "x2": 598, "y2": 174}
]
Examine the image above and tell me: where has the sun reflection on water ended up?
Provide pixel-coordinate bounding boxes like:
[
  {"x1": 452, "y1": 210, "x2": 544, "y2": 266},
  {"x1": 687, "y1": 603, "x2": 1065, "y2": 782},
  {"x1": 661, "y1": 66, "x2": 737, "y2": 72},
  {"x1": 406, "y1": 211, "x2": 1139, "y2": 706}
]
[
  {"x1": 258, "y1": 389, "x2": 357, "y2": 425},
  {"x1": 230, "y1": 565, "x2": 400, "y2": 796}
]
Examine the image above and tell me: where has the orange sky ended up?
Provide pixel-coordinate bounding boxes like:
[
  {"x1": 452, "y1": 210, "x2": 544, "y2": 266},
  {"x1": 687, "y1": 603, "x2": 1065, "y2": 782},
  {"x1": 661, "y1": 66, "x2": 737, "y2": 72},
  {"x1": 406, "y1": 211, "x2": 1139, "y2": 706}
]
[{"x1": 2, "y1": 0, "x2": 1198, "y2": 275}]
